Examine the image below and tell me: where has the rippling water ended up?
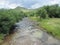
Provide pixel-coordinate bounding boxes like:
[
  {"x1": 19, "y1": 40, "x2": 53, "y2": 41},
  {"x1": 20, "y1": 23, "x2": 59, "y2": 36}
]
[{"x1": 1, "y1": 17, "x2": 60, "y2": 45}]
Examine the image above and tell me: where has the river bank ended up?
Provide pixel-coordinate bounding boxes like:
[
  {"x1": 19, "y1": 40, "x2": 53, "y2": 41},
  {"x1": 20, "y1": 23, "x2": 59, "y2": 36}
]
[{"x1": 1, "y1": 17, "x2": 60, "y2": 45}]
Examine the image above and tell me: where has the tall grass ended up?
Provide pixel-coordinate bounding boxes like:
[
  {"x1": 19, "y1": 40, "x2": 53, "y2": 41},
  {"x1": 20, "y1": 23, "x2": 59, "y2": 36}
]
[{"x1": 30, "y1": 17, "x2": 60, "y2": 39}]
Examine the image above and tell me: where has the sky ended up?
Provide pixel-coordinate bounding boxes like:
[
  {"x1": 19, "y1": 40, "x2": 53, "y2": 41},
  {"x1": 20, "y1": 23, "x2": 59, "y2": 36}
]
[{"x1": 0, "y1": 0, "x2": 60, "y2": 9}]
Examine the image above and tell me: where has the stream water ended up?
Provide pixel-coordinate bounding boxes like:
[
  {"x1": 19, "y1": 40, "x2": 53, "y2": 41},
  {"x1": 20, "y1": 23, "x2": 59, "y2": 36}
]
[{"x1": 1, "y1": 17, "x2": 60, "y2": 45}]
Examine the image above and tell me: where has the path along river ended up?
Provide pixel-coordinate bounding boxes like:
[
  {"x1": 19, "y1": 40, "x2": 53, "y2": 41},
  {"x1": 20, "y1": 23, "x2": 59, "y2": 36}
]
[{"x1": 1, "y1": 17, "x2": 60, "y2": 45}]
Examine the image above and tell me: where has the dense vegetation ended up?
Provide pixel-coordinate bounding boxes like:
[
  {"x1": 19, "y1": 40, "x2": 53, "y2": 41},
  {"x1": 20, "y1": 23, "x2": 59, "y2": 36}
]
[
  {"x1": 30, "y1": 4, "x2": 60, "y2": 39},
  {"x1": 0, "y1": 4, "x2": 60, "y2": 42},
  {"x1": 29, "y1": 4, "x2": 60, "y2": 18},
  {"x1": 0, "y1": 8, "x2": 28, "y2": 41}
]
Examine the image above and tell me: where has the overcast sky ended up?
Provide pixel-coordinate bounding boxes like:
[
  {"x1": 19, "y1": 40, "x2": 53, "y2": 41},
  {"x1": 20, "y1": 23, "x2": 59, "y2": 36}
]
[{"x1": 0, "y1": 0, "x2": 60, "y2": 9}]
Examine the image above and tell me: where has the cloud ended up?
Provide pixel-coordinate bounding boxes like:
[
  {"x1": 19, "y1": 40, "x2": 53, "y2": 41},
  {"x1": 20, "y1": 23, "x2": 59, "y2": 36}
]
[
  {"x1": 0, "y1": 0, "x2": 60, "y2": 9},
  {"x1": 0, "y1": 0, "x2": 39, "y2": 9},
  {"x1": 7, "y1": 3, "x2": 23, "y2": 9},
  {"x1": 30, "y1": 0, "x2": 60, "y2": 9},
  {"x1": 8, "y1": 4, "x2": 21, "y2": 9},
  {"x1": 0, "y1": 0, "x2": 9, "y2": 8},
  {"x1": 0, "y1": 0, "x2": 23, "y2": 9},
  {"x1": 49, "y1": 0, "x2": 60, "y2": 5},
  {"x1": 0, "y1": 0, "x2": 7, "y2": 5},
  {"x1": 30, "y1": 3, "x2": 41, "y2": 9}
]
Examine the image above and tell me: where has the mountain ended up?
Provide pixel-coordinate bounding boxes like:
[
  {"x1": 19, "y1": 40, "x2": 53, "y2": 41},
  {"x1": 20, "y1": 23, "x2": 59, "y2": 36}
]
[{"x1": 13, "y1": 6, "x2": 30, "y2": 13}]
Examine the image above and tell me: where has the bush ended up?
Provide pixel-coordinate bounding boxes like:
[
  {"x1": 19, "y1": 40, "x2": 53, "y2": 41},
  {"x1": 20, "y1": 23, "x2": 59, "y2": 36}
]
[{"x1": 0, "y1": 9, "x2": 25, "y2": 35}]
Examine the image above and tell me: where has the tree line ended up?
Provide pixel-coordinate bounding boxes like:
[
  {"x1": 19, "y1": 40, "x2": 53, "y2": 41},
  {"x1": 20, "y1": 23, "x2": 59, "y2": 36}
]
[{"x1": 29, "y1": 4, "x2": 60, "y2": 19}]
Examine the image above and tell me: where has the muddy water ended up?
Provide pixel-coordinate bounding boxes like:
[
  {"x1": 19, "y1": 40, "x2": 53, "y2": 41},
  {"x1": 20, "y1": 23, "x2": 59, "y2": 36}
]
[{"x1": 1, "y1": 17, "x2": 60, "y2": 45}]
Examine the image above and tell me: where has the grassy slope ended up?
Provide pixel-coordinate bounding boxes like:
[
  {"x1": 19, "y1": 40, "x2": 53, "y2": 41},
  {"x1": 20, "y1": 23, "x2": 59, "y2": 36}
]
[{"x1": 30, "y1": 17, "x2": 60, "y2": 39}]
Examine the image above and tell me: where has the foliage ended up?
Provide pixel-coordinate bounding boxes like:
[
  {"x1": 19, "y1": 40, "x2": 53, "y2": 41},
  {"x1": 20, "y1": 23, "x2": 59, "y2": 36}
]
[
  {"x1": 30, "y1": 4, "x2": 60, "y2": 19},
  {"x1": 36, "y1": 8, "x2": 48, "y2": 19},
  {"x1": 0, "y1": 8, "x2": 26, "y2": 36},
  {"x1": 40, "y1": 18, "x2": 60, "y2": 39}
]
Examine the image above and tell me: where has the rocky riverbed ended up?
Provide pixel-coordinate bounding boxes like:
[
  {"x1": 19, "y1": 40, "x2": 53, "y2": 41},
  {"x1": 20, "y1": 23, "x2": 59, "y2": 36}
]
[{"x1": 1, "y1": 17, "x2": 60, "y2": 45}]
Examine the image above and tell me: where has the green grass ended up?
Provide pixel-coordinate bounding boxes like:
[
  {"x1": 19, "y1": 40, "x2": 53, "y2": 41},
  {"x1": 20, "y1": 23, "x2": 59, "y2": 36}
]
[
  {"x1": 30, "y1": 17, "x2": 60, "y2": 39},
  {"x1": 0, "y1": 34, "x2": 4, "y2": 43}
]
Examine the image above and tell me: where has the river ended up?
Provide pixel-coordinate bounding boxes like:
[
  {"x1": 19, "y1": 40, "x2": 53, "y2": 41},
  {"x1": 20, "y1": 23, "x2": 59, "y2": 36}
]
[{"x1": 1, "y1": 17, "x2": 60, "y2": 45}]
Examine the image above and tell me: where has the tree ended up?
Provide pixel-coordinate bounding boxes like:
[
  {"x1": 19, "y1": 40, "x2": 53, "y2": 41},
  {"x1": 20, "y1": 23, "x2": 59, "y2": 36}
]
[{"x1": 37, "y1": 8, "x2": 48, "y2": 19}]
